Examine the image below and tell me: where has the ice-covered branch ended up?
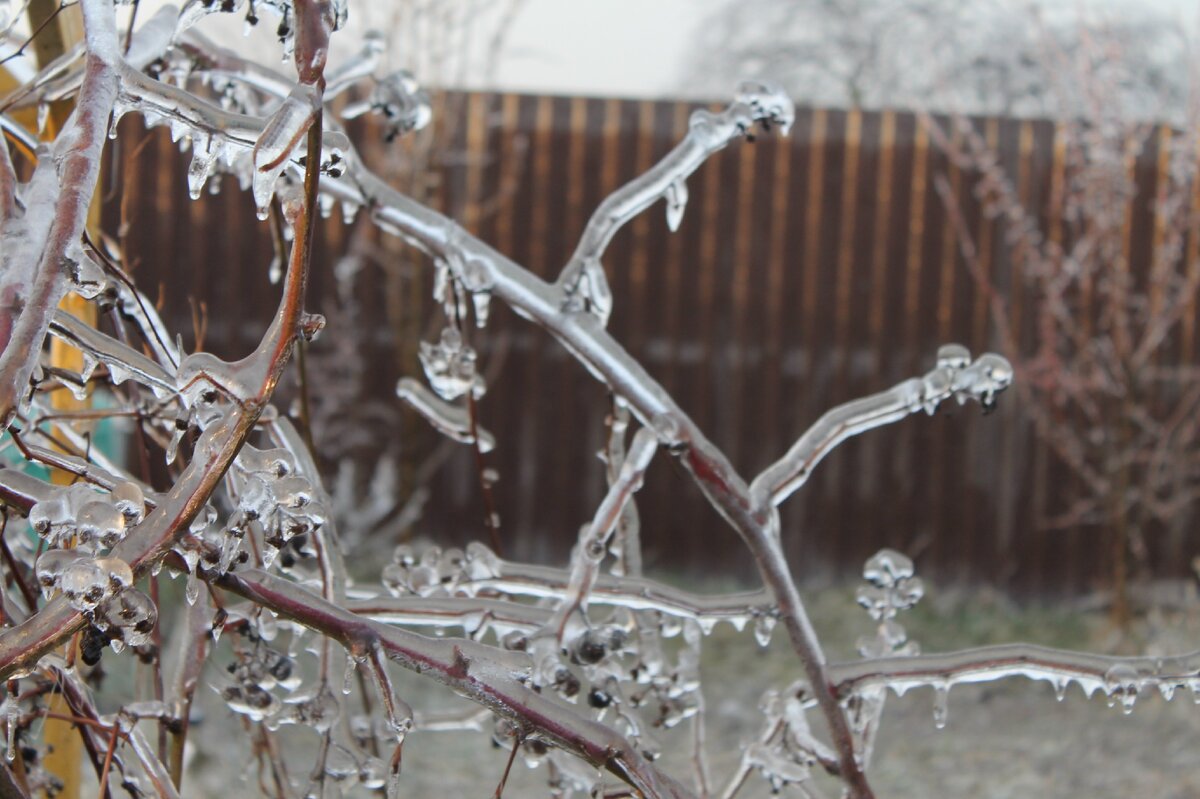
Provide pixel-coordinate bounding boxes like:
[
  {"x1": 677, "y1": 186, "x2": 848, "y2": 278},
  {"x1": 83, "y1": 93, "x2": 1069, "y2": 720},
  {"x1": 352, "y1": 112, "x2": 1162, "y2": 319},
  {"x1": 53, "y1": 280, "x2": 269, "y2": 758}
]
[
  {"x1": 453, "y1": 544, "x2": 774, "y2": 625},
  {"x1": 752, "y1": 345, "x2": 1014, "y2": 508},
  {"x1": 556, "y1": 82, "x2": 794, "y2": 323},
  {"x1": 547, "y1": 427, "x2": 658, "y2": 636},
  {"x1": 830, "y1": 642, "x2": 1200, "y2": 713},
  {"x1": 396, "y1": 377, "x2": 495, "y2": 451},
  {"x1": 48, "y1": 310, "x2": 176, "y2": 397}
]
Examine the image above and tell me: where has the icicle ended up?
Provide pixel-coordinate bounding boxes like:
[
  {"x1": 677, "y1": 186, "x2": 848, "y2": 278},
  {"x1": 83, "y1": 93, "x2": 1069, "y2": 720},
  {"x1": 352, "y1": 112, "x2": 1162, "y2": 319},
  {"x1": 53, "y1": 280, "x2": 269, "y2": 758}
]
[
  {"x1": 471, "y1": 289, "x2": 492, "y2": 329},
  {"x1": 4, "y1": 698, "x2": 16, "y2": 761},
  {"x1": 664, "y1": 178, "x2": 688, "y2": 232},
  {"x1": 343, "y1": 655, "x2": 358, "y2": 696},
  {"x1": 932, "y1": 685, "x2": 949, "y2": 729},
  {"x1": 185, "y1": 571, "x2": 201, "y2": 606},
  {"x1": 187, "y1": 134, "x2": 215, "y2": 200}
]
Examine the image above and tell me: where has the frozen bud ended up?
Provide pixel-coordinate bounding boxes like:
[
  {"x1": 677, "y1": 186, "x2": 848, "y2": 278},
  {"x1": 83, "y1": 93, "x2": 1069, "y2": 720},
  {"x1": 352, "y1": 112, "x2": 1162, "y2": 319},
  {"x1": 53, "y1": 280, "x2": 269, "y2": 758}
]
[
  {"x1": 863, "y1": 548, "x2": 915, "y2": 587},
  {"x1": 463, "y1": 542, "x2": 500, "y2": 580},
  {"x1": 222, "y1": 683, "x2": 280, "y2": 722},
  {"x1": 97, "y1": 588, "x2": 157, "y2": 638},
  {"x1": 419, "y1": 546, "x2": 442, "y2": 569},
  {"x1": 572, "y1": 630, "x2": 608, "y2": 665},
  {"x1": 419, "y1": 327, "x2": 484, "y2": 401},
  {"x1": 438, "y1": 547, "x2": 466, "y2": 578},
  {"x1": 380, "y1": 562, "x2": 409, "y2": 596},
  {"x1": 95, "y1": 557, "x2": 134, "y2": 593},
  {"x1": 936, "y1": 343, "x2": 971, "y2": 370},
  {"x1": 60, "y1": 559, "x2": 113, "y2": 613},
  {"x1": 277, "y1": 687, "x2": 340, "y2": 732},
  {"x1": 29, "y1": 497, "x2": 65, "y2": 538},
  {"x1": 392, "y1": 544, "x2": 416, "y2": 567},
  {"x1": 273, "y1": 476, "x2": 313, "y2": 509},
  {"x1": 77, "y1": 501, "x2": 126, "y2": 548},
  {"x1": 111, "y1": 482, "x2": 146, "y2": 525},
  {"x1": 35, "y1": 549, "x2": 85, "y2": 598},
  {"x1": 407, "y1": 565, "x2": 440, "y2": 597},
  {"x1": 239, "y1": 447, "x2": 295, "y2": 477}
]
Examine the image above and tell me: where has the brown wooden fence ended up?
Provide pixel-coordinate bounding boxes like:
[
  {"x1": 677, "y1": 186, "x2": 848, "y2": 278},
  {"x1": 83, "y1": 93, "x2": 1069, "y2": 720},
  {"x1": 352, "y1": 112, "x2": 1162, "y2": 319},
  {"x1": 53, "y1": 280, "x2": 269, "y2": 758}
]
[{"x1": 104, "y1": 91, "x2": 1200, "y2": 595}]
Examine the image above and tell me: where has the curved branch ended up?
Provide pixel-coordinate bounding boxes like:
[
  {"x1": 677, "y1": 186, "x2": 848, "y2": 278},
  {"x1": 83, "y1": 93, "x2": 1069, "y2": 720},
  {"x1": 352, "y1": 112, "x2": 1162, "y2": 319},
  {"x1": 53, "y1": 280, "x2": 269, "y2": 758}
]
[
  {"x1": 751, "y1": 345, "x2": 1014, "y2": 508},
  {"x1": 556, "y1": 83, "x2": 795, "y2": 322}
]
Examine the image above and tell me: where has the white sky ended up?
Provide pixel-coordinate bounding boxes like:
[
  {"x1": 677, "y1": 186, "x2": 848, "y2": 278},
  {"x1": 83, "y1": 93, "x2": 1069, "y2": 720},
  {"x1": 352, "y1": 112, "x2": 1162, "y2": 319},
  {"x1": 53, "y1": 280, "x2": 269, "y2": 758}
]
[{"x1": 80, "y1": 0, "x2": 1200, "y2": 101}]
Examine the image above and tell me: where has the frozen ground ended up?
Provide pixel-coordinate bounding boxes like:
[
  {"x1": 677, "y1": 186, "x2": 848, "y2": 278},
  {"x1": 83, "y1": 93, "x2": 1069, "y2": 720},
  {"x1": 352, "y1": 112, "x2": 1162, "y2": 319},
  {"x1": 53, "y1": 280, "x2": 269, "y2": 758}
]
[{"x1": 180, "y1": 579, "x2": 1200, "y2": 798}]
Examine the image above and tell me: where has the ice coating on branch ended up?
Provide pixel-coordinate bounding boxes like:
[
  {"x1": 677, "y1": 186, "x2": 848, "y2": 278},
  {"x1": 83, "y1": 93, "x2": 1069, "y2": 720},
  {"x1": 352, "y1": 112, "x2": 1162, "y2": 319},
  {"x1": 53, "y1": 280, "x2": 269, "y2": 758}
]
[
  {"x1": 418, "y1": 327, "x2": 485, "y2": 401},
  {"x1": 396, "y1": 377, "x2": 495, "y2": 451},
  {"x1": 557, "y1": 82, "x2": 795, "y2": 328},
  {"x1": 753, "y1": 344, "x2": 1014, "y2": 506},
  {"x1": 252, "y1": 83, "x2": 319, "y2": 218}
]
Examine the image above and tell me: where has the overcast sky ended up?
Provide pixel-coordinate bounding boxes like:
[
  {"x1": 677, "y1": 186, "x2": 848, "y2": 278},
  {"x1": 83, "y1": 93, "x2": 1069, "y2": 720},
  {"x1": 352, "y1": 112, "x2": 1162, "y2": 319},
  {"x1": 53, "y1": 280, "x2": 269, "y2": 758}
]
[
  {"x1": 97, "y1": 0, "x2": 1200, "y2": 101},
  {"x1": 373, "y1": 0, "x2": 1200, "y2": 100}
]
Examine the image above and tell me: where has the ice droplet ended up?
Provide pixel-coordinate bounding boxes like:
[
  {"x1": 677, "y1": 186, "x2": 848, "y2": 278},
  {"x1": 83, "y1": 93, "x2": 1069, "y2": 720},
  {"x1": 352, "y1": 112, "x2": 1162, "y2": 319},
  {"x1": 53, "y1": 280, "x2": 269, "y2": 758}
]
[
  {"x1": 664, "y1": 178, "x2": 688, "y2": 232},
  {"x1": 753, "y1": 614, "x2": 776, "y2": 647},
  {"x1": 1104, "y1": 663, "x2": 1139, "y2": 714},
  {"x1": 1053, "y1": 678, "x2": 1067, "y2": 702},
  {"x1": 185, "y1": 570, "x2": 201, "y2": 606},
  {"x1": 343, "y1": 655, "x2": 358, "y2": 695}
]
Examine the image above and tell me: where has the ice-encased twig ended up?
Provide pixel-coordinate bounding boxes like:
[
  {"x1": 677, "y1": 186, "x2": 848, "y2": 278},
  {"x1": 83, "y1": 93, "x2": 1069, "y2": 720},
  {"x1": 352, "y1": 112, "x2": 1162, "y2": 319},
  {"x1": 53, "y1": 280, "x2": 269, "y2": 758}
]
[
  {"x1": 48, "y1": 310, "x2": 176, "y2": 396},
  {"x1": 396, "y1": 377, "x2": 496, "y2": 452},
  {"x1": 50, "y1": 660, "x2": 181, "y2": 799},
  {"x1": 457, "y1": 545, "x2": 774, "y2": 626},
  {"x1": 751, "y1": 345, "x2": 1014, "y2": 509},
  {"x1": 555, "y1": 82, "x2": 794, "y2": 324},
  {"x1": 830, "y1": 642, "x2": 1200, "y2": 705},
  {"x1": 547, "y1": 427, "x2": 658, "y2": 637}
]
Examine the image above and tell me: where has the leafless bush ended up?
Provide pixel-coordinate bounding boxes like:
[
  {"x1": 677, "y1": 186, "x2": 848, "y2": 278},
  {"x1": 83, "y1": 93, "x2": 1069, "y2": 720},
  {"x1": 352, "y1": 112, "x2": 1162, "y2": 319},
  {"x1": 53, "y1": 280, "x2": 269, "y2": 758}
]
[
  {"x1": 0, "y1": 3, "x2": 1196, "y2": 799},
  {"x1": 925, "y1": 16, "x2": 1200, "y2": 624}
]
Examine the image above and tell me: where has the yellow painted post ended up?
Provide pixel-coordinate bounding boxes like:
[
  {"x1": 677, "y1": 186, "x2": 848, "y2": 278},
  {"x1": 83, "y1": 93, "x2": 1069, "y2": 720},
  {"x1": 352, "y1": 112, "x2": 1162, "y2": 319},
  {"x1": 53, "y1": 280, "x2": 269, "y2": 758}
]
[{"x1": 22, "y1": 2, "x2": 94, "y2": 797}]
